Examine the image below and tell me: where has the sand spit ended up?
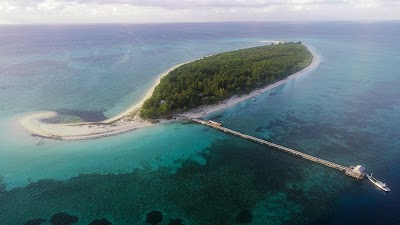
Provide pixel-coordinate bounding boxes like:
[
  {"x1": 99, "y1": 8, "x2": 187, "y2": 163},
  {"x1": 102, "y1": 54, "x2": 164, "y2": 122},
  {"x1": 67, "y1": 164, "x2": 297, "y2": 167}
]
[
  {"x1": 19, "y1": 62, "x2": 188, "y2": 141},
  {"x1": 19, "y1": 44, "x2": 320, "y2": 141}
]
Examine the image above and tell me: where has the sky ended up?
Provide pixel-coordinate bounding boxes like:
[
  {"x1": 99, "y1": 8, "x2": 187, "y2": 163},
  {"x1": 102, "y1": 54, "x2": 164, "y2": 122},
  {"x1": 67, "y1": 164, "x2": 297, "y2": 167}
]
[{"x1": 0, "y1": 0, "x2": 399, "y2": 24}]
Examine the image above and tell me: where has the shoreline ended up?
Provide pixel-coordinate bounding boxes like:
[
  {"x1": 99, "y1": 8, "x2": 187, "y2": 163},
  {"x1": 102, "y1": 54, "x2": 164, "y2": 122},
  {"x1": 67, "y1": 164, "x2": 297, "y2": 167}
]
[
  {"x1": 103, "y1": 61, "x2": 190, "y2": 123},
  {"x1": 180, "y1": 45, "x2": 320, "y2": 119},
  {"x1": 19, "y1": 44, "x2": 320, "y2": 141},
  {"x1": 19, "y1": 61, "x2": 191, "y2": 141}
]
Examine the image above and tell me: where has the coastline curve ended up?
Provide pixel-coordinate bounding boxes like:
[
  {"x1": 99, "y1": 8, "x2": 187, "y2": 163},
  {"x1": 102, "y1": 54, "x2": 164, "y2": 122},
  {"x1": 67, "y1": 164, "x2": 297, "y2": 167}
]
[
  {"x1": 18, "y1": 62, "x2": 189, "y2": 141},
  {"x1": 19, "y1": 44, "x2": 321, "y2": 141},
  {"x1": 180, "y1": 44, "x2": 321, "y2": 118}
]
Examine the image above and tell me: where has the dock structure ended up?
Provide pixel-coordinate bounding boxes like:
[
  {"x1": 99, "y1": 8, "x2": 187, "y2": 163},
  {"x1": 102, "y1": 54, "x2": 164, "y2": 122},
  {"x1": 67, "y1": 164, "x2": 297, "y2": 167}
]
[{"x1": 193, "y1": 119, "x2": 365, "y2": 180}]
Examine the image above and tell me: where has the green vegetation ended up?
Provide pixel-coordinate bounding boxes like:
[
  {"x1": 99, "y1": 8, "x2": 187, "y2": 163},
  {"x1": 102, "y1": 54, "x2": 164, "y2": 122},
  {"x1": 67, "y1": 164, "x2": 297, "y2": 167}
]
[{"x1": 140, "y1": 42, "x2": 312, "y2": 119}]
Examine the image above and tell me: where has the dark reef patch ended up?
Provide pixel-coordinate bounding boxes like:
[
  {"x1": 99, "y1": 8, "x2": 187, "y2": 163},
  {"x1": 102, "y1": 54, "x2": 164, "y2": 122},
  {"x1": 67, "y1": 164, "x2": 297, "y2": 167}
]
[
  {"x1": 0, "y1": 134, "x2": 342, "y2": 225},
  {"x1": 169, "y1": 218, "x2": 184, "y2": 225},
  {"x1": 146, "y1": 211, "x2": 163, "y2": 225},
  {"x1": 23, "y1": 218, "x2": 46, "y2": 225},
  {"x1": 209, "y1": 114, "x2": 223, "y2": 120},
  {"x1": 49, "y1": 212, "x2": 79, "y2": 225},
  {"x1": 235, "y1": 209, "x2": 252, "y2": 224},
  {"x1": 88, "y1": 218, "x2": 112, "y2": 225},
  {"x1": 255, "y1": 126, "x2": 268, "y2": 133},
  {"x1": 41, "y1": 109, "x2": 107, "y2": 123},
  {"x1": 262, "y1": 109, "x2": 375, "y2": 161},
  {"x1": 0, "y1": 176, "x2": 5, "y2": 193}
]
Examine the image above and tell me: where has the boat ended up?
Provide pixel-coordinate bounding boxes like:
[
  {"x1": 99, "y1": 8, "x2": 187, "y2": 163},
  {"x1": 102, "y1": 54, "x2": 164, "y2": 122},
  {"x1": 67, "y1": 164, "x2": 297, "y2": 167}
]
[
  {"x1": 251, "y1": 97, "x2": 256, "y2": 101},
  {"x1": 366, "y1": 173, "x2": 390, "y2": 192}
]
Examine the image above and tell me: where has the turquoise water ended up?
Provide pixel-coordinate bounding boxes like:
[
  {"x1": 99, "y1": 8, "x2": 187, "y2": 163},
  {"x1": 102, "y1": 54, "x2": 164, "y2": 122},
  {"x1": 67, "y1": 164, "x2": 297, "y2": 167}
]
[{"x1": 0, "y1": 22, "x2": 399, "y2": 224}]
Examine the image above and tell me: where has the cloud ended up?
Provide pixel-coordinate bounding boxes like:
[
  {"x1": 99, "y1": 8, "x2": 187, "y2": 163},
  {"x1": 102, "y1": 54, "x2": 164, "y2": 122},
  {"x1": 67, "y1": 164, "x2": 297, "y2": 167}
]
[
  {"x1": 0, "y1": 0, "x2": 399, "y2": 23},
  {"x1": 4, "y1": 0, "x2": 400, "y2": 10}
]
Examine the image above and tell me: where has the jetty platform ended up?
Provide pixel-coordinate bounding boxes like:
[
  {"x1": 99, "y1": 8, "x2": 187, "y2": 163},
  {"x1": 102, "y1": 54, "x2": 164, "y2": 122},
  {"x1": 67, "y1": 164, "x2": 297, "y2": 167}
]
[{"x1": 193, "y1": 119, "x2": 365, "y2": 180}]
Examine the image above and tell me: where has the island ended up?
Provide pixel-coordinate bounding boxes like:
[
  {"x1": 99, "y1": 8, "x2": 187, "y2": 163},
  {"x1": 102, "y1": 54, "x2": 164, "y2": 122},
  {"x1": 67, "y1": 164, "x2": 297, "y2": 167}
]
[
  {"x1": 19, "y1": 42, "x2": 319, "y2": 141},
  {"x1": 141, "y1": 42, "x2": 312, "y2": 119}
]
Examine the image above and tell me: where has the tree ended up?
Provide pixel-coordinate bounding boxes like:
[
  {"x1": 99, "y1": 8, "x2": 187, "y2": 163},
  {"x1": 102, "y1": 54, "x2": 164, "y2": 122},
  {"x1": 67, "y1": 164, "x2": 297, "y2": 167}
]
[{"x1": 141, "y1": 43, "x2": 312, "y2": 119}]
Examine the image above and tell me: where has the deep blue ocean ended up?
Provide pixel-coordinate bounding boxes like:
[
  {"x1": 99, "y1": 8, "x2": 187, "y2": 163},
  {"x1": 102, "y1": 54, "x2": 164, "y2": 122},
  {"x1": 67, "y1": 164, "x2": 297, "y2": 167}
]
[{"x1": 0, "y1": 22, "x2": 399, "y2": 225}]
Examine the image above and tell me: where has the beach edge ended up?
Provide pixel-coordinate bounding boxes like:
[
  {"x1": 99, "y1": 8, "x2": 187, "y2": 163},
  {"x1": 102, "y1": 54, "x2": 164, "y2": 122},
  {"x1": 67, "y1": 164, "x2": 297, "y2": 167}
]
[{"x1": 19, "y1": 44, "x2": 320, "y2": 141}]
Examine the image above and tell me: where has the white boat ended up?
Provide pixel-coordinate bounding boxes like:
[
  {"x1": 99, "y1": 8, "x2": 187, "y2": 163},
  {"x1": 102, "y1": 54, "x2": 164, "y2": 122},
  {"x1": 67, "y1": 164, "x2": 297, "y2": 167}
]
[{"x1": 366, "y1": 173, "x2": 390, "y2": 192}]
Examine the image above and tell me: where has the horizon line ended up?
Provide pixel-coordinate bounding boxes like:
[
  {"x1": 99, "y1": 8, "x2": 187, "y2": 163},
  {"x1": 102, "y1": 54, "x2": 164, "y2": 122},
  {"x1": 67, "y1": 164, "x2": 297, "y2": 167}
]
[{"x1": 1, "y1": 19, "x2": 399, "y2": 26}]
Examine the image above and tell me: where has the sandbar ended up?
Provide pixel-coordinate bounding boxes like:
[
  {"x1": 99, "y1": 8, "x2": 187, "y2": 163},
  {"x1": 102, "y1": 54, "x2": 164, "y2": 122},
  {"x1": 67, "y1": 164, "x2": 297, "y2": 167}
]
[{"x1": 19, "y1": 62, "x2": 188, "y2": 141}]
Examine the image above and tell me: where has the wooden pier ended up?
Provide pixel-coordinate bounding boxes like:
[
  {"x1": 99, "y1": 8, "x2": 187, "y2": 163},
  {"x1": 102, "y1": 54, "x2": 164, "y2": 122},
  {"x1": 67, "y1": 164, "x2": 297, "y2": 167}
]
[{"x1": 193, "y1": 119, "x2": 365, "y2": 180}]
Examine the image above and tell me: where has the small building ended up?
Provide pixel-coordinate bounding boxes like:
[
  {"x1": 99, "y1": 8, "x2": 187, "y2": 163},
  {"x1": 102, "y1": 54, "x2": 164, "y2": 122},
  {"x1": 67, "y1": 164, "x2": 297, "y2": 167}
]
[
  {"x1": 345, "y1": 164, "x2": 365, "y2": 180},
  {"x1": 352, "y1": 165, "x2": 365, "y2": 175}
]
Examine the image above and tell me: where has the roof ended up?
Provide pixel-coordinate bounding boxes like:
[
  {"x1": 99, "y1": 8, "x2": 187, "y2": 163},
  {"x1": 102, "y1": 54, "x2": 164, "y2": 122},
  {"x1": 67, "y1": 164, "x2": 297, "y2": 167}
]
[{"x1": 352, "y1": 165, "x2": 365, "y2": 174}]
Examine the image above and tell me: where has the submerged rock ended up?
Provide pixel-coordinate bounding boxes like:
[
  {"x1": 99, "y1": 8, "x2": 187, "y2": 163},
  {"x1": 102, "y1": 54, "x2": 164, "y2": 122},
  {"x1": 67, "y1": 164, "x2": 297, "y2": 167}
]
[
  {"x1": 146, "y1": 211, "x2": 163, "y2": 225},
  {"x1": 89, "y1": 218, "x2": 112, "y2": 225},
  {"x1": 169, "y1": 218, "x2": 183, "y2": 225},
  {"x1": 235, "y1": 209, "x2": 252, "y2": 224},
  {"x1": 49, "y1": 212, "x2": 79, "y2": 225},
  {"x1": 23, "y1": 218, "x2": 46, "y2": 225}
]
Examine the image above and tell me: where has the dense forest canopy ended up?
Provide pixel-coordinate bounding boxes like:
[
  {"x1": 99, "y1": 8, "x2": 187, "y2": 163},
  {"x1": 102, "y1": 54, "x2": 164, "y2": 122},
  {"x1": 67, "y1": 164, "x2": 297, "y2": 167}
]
[{"x1": 140, "y1": 42, "x2": 312, "y2": 119}]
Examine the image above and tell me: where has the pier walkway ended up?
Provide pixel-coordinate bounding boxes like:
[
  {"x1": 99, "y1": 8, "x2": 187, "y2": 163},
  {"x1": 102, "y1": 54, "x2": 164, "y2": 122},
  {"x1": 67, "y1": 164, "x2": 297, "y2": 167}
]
[{"x1": 193, "y1": 119, "x2": 365, "y2": 180}]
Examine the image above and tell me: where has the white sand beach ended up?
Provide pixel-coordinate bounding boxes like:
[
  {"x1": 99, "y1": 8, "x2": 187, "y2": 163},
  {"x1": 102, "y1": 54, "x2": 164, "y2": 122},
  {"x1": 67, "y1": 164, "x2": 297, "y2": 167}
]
[
  {"x1": 19, "y1": 44, "x2": 320, "y2": 141},
  {"x1": 19, "y1": 62, "x2": 188, "y2": 141},
  {"x1": 181, "y1": 45, "x2": 320, "y2": 119}
]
